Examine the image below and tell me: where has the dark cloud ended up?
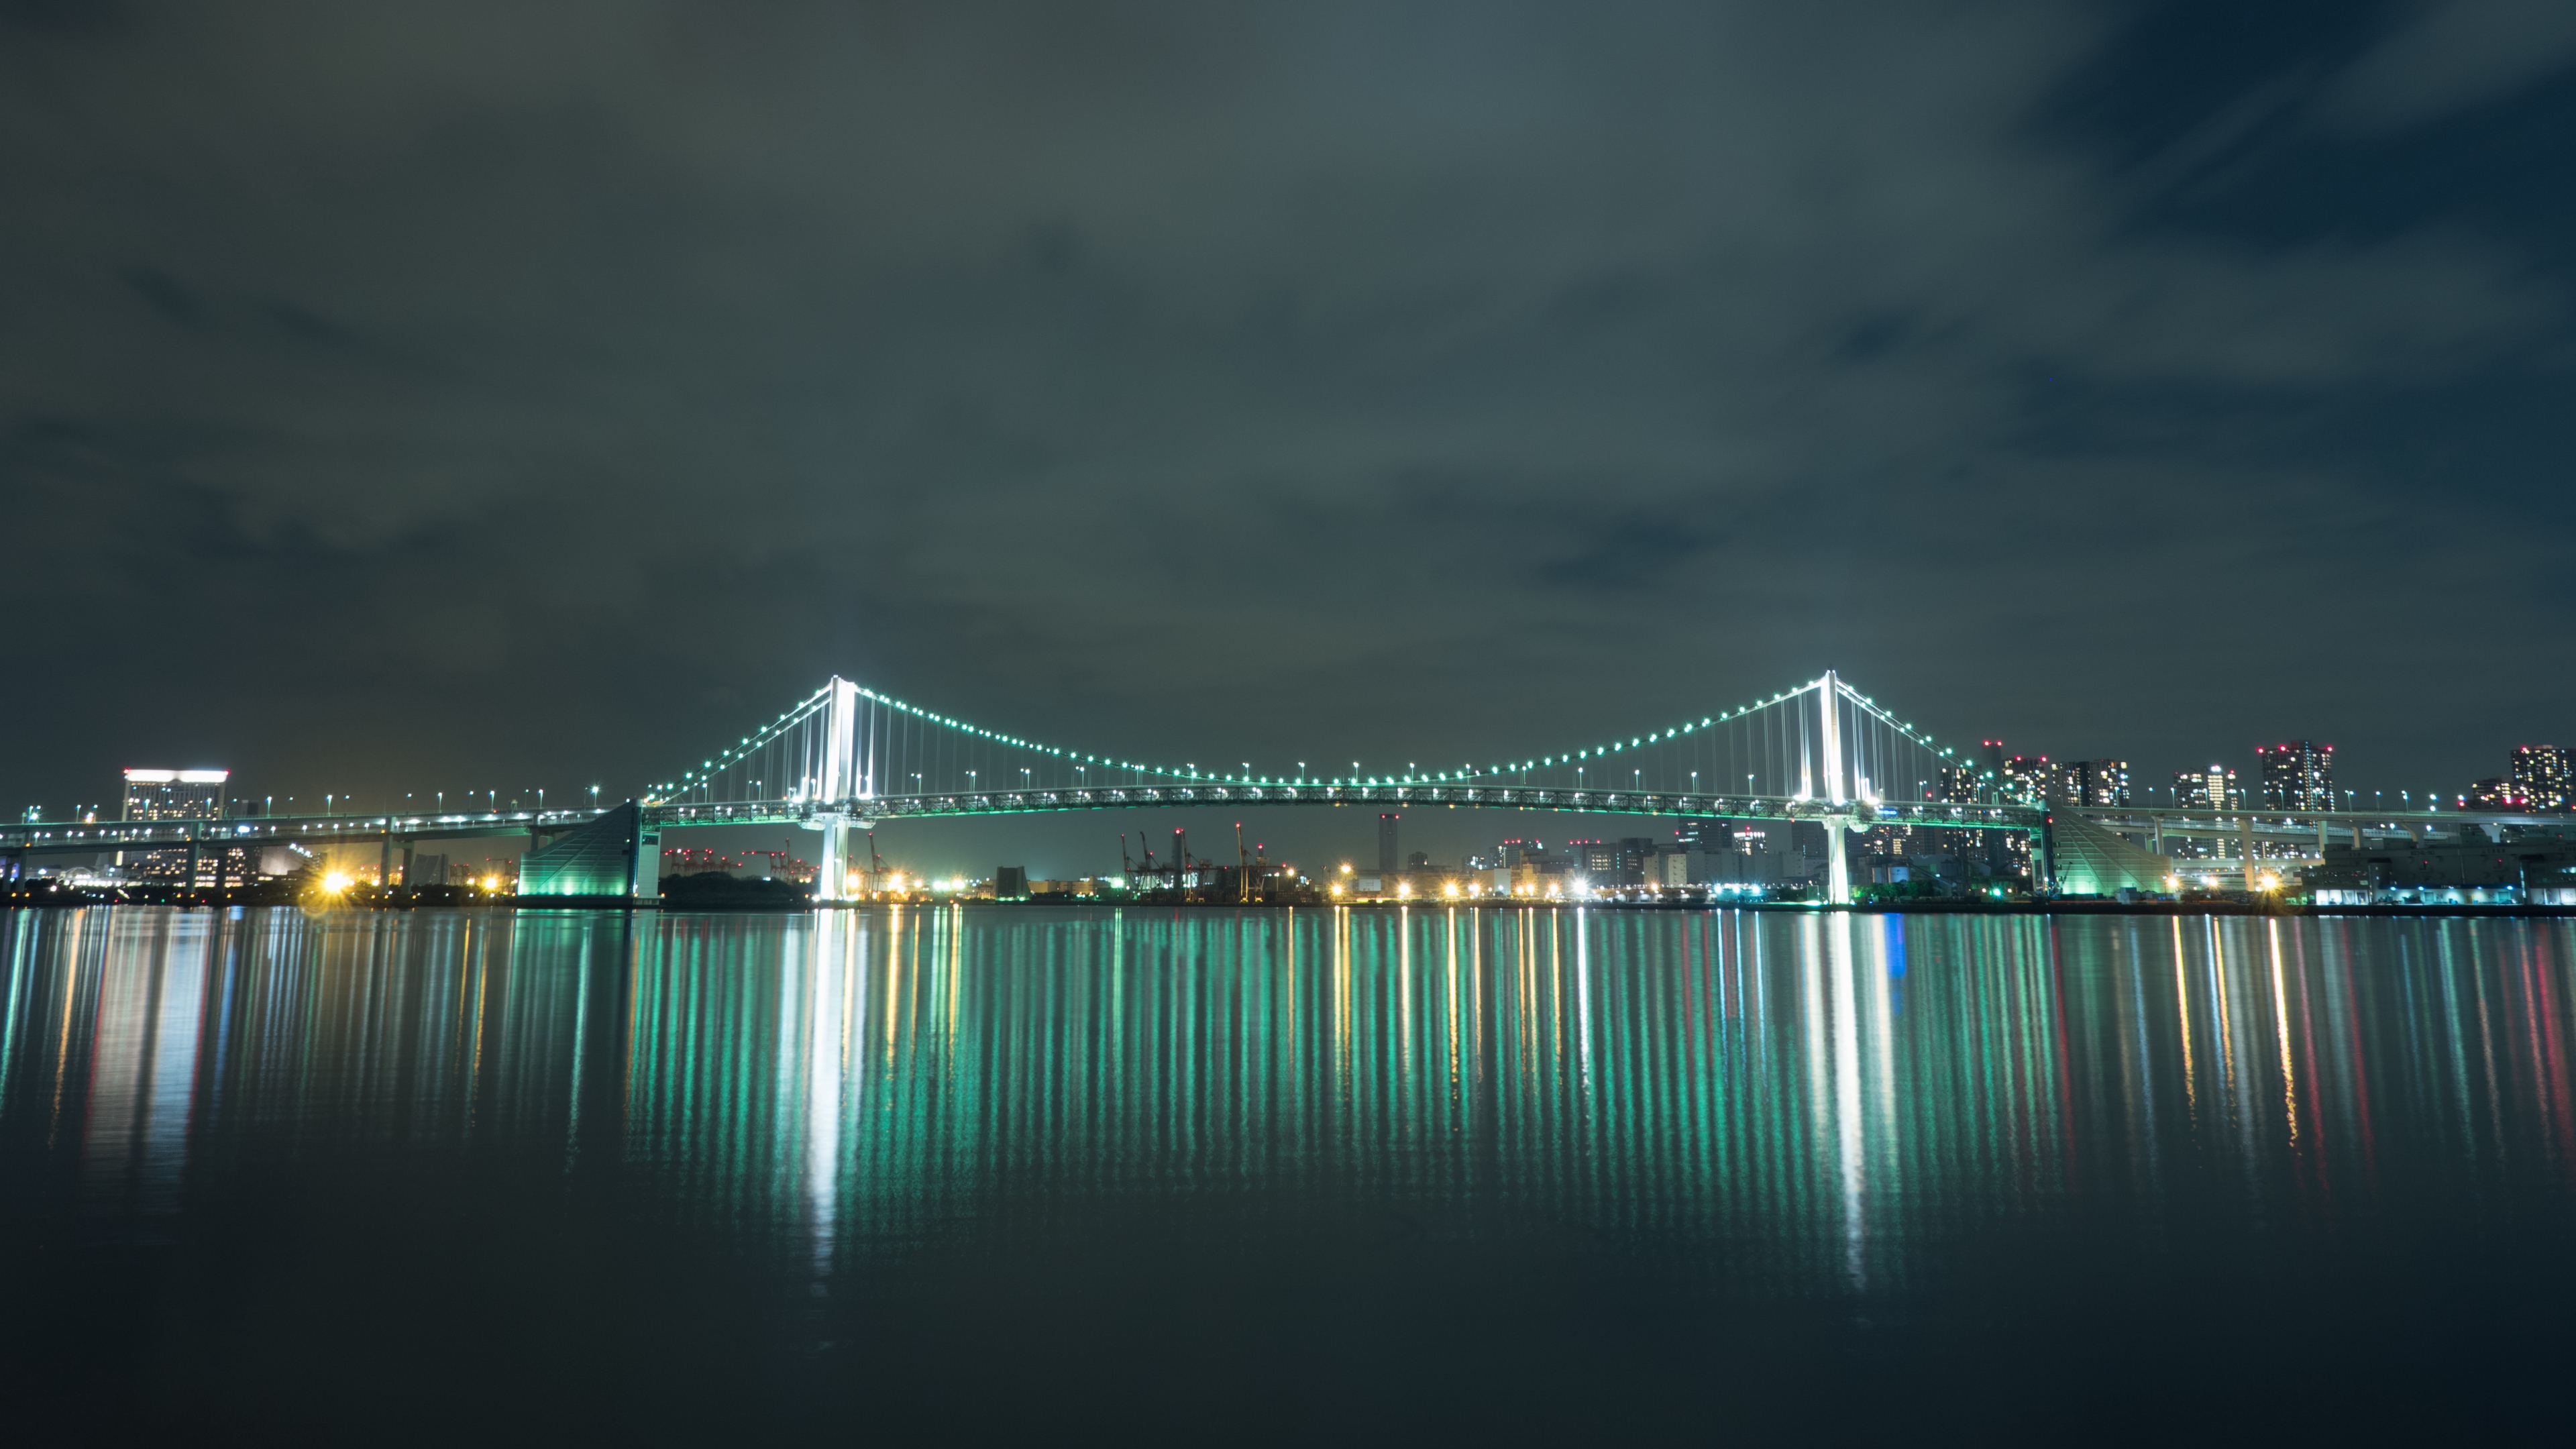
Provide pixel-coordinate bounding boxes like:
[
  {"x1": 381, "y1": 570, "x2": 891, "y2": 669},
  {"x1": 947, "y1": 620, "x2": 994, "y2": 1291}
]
[{"x1": 3, "y1": 1, "x2": 2572, "y2": 866}]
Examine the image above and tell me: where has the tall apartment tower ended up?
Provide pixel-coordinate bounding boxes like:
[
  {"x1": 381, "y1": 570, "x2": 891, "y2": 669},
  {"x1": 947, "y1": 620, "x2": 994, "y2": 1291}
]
[
  {"x1": 2174, "y1": 765, "x2": 2245, "y2": 811},
  {"x1": 123, "y1": 768, "x2": 227, "y2": 822},
  {"x1": 2049, "y1": 759, "x2": 2131, "y2": 808},
  {"x1": 1377, "y1": 812, "x2": 1399, "y2": 874},
  {"x1": 2256, "y1": 741, "x2": 2334, "y2": 812},
  {"x1": 2511, "y1": 745, "x2": 2573, "y2": 812},
  {"x1": 121, "y1": 768, "x2": 229, "y2": 882}
]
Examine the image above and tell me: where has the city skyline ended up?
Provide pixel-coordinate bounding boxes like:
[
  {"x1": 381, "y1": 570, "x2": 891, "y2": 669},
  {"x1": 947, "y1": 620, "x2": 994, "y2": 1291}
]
[
  {"x1": 8, "y1": 9, "x2": 2575, "y2": 1438},
  {"x1": 43, "y1": 698, "x2": 2565, "y2": 885}
]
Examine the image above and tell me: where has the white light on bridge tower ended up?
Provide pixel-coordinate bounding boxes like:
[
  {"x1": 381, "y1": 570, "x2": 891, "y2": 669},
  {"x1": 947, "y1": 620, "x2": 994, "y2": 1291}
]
[
  {"x1": 821, "y1": 677, "x2": 859, "y2": 804},
  {"x1": 1817, "y1": 669, "x2": 1856, "y2": 908},
  {"x1": 1818, "y1": 669, "x2": 1845, "y2": 806},
  {"x1": 811, "y1": 676, "x2": 866, "y2": 902}
]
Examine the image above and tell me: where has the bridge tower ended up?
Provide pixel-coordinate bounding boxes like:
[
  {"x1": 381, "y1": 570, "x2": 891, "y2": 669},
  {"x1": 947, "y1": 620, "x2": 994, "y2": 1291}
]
[
  {"x1": 1817, "y1": 669, "x2": 1855, "y2": 907},
  {"x1": 810, "y1": 676, "x2": 865, "y2": 901}
]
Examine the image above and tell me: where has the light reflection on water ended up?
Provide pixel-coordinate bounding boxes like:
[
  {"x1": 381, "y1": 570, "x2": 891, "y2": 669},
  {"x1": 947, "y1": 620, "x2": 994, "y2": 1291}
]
[
  {"x1": 11, "y1": 903, "x2": 2575, "y2": 1439},
  {"x1": 7, "y1": 904, "x2": 2572, "y2": 1291},
  {"x1": 5, "y1": 907, "x2": 2576, "y2": 1268}
]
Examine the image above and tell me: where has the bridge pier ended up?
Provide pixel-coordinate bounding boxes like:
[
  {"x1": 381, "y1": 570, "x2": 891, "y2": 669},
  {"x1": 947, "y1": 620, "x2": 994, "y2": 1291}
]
[
  {"x1": 632, "y1": 814, "x2": 660, "y2": 902},
  {"x1": 813, "y1": 818, "x2": 852, "y2": 902},
  {"x1": 1825, "y1": 819, "x2": 1852, "y2": 906}
]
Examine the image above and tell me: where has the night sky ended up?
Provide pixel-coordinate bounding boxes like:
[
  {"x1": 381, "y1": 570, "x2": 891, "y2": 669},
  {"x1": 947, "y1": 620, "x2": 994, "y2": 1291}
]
[{"x1": 5, "y1": 3, "x2": 2572, "y2": 876}]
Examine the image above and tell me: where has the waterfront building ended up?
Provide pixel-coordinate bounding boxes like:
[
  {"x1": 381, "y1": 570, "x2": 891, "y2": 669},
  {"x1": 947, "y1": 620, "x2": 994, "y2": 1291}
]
[
  {"x1": 123, "y1": 768, "x2": 227, "y2": 822},
  {"x1": 1998, "y1": 755, "x2": 2050, "y2": 806},
  {"x1": 1935, "y1": 763, "x2": 1984, "y2": 805},
  {"x1": 2257, "y1": 741, "x2": 2334, "y2": 812},
  {"x1": 2173, "y1": 765, "x2": 2245, "y2": 812},
  {"x1": 2310, "y1": 839, "x2": 2576, "y2": 906},
  {"x1": 1647, "y1": 849, "x2": 1690, "y2": 888},
  {"x1": 1673, "y1": 818, "x2": 1733, "y2": 852},
  {"x1": 2467, "y1": 776, "x2": 2525, "y2": 810},
  {"x1": 2053, "y1": 759, "x2": 2131, "y2": 808},
  {"x1": 2511, "y1": 745, "x2": 2572, "y2": 812},
  {"x1": 119, "y1": 767, "x2": 229, "y2": 884}
]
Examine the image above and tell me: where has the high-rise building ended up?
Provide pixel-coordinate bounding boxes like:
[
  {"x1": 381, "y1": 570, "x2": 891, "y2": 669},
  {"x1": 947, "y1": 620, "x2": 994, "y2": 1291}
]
[
  {"x1": 2174, "y1": 765, "x2": 2245, "y2": 812},
  {"x1": 123, "y1": 768, "x2": 227, "y2": 822},
  {"x1": 1377, "y1": 813, "x2": 1399, "y2": 874},
  {"x1": 2052, "y1": 759, "x2": 2131, "y2": 808},
  {"x1": 2510, "y1": 745, "x2": 2573, "y2": 812},
  {"x1": 121, "y1": 768, "x2": 229, "y2": 883},
  {"x1": 1999, "y1": 755, "x2": 2051, "y2": 806},
  {"x1": 2467, "y1": 776, "x2": 2524, "y2": 810},
  {"x1": 1928, "y1": 764, "x2": 1990, "y2": 859},
  {"x1": 2257, "y1": 741, "x2": 2334, "y2": 812},
  {"x1": 1674, "y1": 818, "x2": 1734, "y2": 852}
]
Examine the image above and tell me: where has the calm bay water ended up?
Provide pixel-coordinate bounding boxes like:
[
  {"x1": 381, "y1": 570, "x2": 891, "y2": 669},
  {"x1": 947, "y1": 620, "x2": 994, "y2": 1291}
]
[{"x1": 5, "y1": 904, "x2": 2574, "y2": 1441}]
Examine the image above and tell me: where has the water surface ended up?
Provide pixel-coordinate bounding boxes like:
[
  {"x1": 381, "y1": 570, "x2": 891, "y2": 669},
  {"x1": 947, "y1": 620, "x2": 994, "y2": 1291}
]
[{"x1": 5, "y1": 905, "x2": 2573, "y2": 1441}]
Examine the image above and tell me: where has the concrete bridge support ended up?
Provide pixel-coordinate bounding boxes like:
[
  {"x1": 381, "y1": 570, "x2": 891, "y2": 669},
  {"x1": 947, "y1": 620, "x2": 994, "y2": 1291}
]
[
  {"x1": 633, "y1": 817, "x2": 660, "y2": 901},
  {"x1": 814, "y1": 819, "x2": 852, "y2": 902}
]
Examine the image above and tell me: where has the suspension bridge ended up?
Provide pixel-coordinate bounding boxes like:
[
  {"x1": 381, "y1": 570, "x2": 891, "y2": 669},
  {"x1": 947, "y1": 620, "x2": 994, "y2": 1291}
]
[{"x1": 3, "y1": 669, "x2": 2546, "y2": 904}]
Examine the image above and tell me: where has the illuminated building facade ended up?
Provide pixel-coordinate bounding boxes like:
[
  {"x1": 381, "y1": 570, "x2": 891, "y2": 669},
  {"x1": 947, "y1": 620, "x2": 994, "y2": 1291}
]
[
  {"x1": 2257, "y1": 741, "x2": 2334, "y2": 812},
  {"x1": 123, "y1": 768, "x2": 227, "y2": 822},
  {"x1": 2511, "y1": 745, "x2": 2572, "y2": 812},
  {"x1": 1998, "y1": 755, "x2": 2051, "y2": 806},
  {"x1": 120, "y1": 767, "x2": 229, "y2": 883},
  {"x1": 2053, "y1": 759, "x2": 2131, "y2": 808},
  {"x1": 2174, "y1": 765, "x2": 2245, "y2": 812},
  {"x1": 2467, "y1": 776, "x2": 2522, "y2": 810}
]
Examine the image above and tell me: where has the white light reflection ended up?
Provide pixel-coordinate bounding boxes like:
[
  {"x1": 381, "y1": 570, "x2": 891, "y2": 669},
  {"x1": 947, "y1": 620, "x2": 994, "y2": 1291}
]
[
  {"x1": 1829, "y1": 912, "x2": 1865, "y2": 1289},
  {"x1": 84, "y1": 912, "x2": 211, "y2": 1215},
  {"x1": 802, "y1": 909, "x2": 863, "y2": 1287}
]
